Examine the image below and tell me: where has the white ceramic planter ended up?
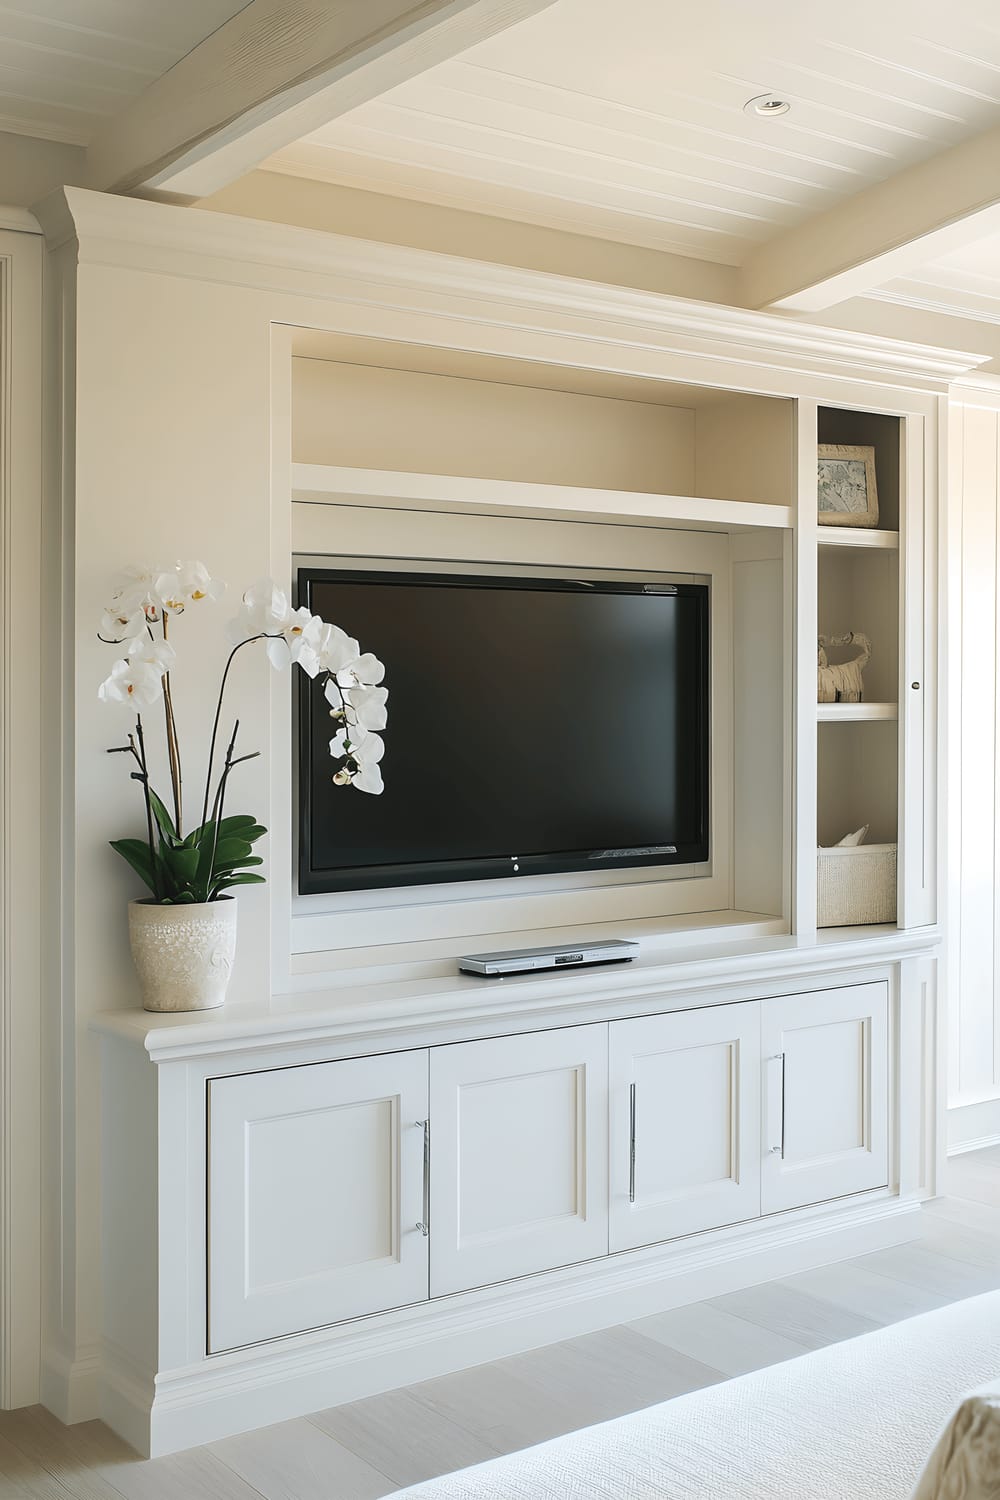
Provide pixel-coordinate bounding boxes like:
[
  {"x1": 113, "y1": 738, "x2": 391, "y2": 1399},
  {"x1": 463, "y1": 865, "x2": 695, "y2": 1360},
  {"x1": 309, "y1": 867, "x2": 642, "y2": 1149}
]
[{"x1": 128, "y1": 898, "x2": 237, "y2": 1013}]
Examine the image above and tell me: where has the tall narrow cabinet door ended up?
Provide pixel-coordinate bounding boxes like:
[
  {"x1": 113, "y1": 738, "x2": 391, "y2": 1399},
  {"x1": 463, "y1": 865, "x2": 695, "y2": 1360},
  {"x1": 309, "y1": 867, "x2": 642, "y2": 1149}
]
[
  {"x1": 761, "y1": 983, "x2": 889, "y2": 1214},
  {"x1": 430, "y1": 1026, "x2": 608, "y2": 1296},
  {"x1": 208, "y1": 1051, "x2": 429, "y2": 1352},
  {"x1": 609, "y1": 1003, "x2": 761, "y2": 1252}
]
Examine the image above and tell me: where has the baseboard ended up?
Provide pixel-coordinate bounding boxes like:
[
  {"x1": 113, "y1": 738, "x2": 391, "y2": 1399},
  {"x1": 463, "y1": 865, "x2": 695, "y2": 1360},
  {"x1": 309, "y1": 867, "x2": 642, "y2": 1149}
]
[
  {"x1": 40, "y1": 1341, "x2": 102, "y2": 1426},
  {"x1": 126, "y1": 1194, "x2": 921, "y2": 1457},
  {"x1": 947, "y1": 1098, "x2": 1000, "y2": 1156}
]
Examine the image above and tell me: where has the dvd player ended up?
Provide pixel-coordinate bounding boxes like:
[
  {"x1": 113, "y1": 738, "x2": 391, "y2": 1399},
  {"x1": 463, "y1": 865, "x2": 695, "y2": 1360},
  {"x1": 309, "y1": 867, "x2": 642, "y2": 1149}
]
[{"x1": 459, "y1": 939, "x2": 639, "y2": 977}]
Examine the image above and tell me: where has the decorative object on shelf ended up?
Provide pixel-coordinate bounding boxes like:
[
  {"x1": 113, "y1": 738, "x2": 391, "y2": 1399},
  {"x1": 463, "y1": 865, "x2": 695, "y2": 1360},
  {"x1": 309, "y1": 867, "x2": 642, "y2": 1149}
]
[
  {"x1": 99, "y1": 564, "x2": 387, "y2": 1012},
  {"x1": 818, "y1": 824, "x2": 896, "y2": 927},
  {"x1": 817, "y1": 842, "x2": 897, "y2": 927},
  {"x1": 817, "y1": 443, "x2": 879, "y2": 528},
  {"x1": 817, "y1": 632, "x2": 871, "y2": 702}
]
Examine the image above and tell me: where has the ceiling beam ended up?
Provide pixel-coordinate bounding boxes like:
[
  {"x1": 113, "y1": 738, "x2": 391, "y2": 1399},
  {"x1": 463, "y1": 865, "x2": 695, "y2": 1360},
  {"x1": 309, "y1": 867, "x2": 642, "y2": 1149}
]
[
  {"x1": 739, "y1": 122, "x2": 1000, "y2": 313},
  {"x1": 84, "y1": 0, "x2": 556, "y2": 200}
]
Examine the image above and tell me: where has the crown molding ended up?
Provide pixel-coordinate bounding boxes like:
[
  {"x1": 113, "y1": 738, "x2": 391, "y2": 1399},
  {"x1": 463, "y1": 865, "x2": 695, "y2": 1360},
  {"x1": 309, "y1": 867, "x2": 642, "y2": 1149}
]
[
  {"x1": 0, "y1": 208, "x2": 41, "y2": 236},
  {"x1": 38, "y1": 187, "x2": 989, "y2": 389}
]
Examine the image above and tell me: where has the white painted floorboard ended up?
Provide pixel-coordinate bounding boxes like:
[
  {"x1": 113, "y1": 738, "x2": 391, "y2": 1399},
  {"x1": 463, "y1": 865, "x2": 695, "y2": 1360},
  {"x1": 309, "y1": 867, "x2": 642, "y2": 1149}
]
[{"x1": 2, "y1": 1149, "x2": 998, "y2": 1500}]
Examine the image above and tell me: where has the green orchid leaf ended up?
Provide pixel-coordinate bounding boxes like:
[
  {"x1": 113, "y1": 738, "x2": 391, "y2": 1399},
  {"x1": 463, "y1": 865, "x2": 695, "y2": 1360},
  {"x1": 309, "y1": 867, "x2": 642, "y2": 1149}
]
[
  {"x1": 213, "y1": 837, "x2": 254, "y2": 866},
  {"x1": 146, "y1": 786, "x2": 180, "y2": 847},
  {"x1": 109, "y1": 838, "x2": 157, "y2": 893},
  {"x1": 162, "y1": 844, "x2": 200, "y2": 884}
]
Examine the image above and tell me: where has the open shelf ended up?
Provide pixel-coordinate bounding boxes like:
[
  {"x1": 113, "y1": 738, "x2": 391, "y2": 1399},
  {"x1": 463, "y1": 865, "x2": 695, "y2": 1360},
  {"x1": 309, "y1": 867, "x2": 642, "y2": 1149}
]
[
  {"x1": 292, "y1": 337, "x2": 795, "y2": 508},
  {"x1": 817, "y1": 719, "x2": 898, "y2": 848},
  {"x1": 818, "y1": 406, "x2": 901, "y2": 534},
  {"x1": 817, "y1": 703, "x2": 897, "y2": 722},
  {"x1": 292, "y1": 464, "x2": 795, "y2": 535},
  {"x1": 818, "y1": 545, "x2": 898, "y2": 706},
  {"x1": 818, "y1": 528, "x2": 899, "y2": 551}
]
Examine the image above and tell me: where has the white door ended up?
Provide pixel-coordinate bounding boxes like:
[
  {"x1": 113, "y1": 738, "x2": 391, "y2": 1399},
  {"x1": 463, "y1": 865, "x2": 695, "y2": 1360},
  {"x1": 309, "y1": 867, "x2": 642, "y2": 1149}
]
[
  {"x1": 609, "y1": 1003, "x2": 761, "y2": 1252},
  {"x1": 761, "y1": 982, "x2": 889, "y2": 1214},
  {"x1": 430, "y1": 1026, "x2": 608, "y2": 1296},
  {"x1": 208, "y1": 1051, "x2": 429, "y2": 1352}
]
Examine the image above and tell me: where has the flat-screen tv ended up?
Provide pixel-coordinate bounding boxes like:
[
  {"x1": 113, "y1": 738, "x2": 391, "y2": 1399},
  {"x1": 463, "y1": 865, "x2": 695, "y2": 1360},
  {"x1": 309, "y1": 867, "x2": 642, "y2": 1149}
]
[{"x1": 297, "y1": 567, "x2": 709, "y2": 894}]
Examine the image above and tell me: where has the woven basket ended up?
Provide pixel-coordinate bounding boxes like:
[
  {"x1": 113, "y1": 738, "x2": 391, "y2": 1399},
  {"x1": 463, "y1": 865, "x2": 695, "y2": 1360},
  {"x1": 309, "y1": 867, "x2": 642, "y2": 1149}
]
[{"x1": 817, "y1": 843, "x2": 897, "y2": 927}]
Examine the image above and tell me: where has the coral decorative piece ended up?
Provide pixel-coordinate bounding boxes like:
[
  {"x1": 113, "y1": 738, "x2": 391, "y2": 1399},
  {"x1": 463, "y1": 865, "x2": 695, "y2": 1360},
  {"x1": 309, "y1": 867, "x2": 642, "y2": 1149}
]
[{"x1": 818, "y1": 632, "x2": 871, "y2": 703}]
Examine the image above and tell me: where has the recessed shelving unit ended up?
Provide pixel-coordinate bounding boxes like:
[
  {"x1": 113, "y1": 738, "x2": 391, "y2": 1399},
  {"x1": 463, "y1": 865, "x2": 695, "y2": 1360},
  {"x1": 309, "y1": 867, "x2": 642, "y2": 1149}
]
[
  {"x1": 291, "y1": 332, "x2": 795, "y2": 512},
  {"x1": 814, "y1": 406, "x2": 905, "y2": 928}
]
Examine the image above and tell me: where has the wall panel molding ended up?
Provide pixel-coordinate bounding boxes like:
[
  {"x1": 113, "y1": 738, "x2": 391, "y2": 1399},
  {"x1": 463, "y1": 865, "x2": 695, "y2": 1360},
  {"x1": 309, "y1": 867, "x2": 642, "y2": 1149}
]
[{"x1": 0, "y1": 226, "x2": 43, "y2": 1408}]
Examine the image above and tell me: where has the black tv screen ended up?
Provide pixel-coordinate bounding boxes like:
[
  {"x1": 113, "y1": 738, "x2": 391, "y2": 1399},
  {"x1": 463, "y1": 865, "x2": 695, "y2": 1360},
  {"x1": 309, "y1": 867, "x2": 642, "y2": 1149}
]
[{"x1": 298, "y1": 568, "x2": 709, "y2": 894}]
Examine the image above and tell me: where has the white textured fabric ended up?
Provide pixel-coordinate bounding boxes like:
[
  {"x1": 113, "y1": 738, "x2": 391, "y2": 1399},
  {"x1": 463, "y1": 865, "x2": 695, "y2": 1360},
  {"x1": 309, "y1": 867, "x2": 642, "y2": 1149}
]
[
  {"x1": 911, "y1": 1381, "x2": 1000, "y2": 1500},
  {"x1": 398, "y1": 1293, "x2": 1000, "y2": 1500}
]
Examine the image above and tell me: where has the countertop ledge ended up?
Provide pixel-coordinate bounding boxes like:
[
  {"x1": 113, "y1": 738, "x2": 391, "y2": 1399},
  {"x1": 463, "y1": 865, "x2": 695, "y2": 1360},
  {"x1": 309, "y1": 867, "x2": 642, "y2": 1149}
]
[{"x1": 90, "y1": 919, "x2": 940, "y2": 1061}]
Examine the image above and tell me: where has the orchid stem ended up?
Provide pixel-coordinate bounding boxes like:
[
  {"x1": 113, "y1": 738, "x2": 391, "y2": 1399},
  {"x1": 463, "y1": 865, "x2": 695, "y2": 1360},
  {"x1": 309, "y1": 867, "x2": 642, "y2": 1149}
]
[
  {"x1": 200, "y1": 634, "x2": 268, "y2": 832},
  {"x1": 161, "y1": 614, "x2": 183, "y2": 834},
  {"x1": 134, "y1": 715, "x2": 161, "y2": 901}
]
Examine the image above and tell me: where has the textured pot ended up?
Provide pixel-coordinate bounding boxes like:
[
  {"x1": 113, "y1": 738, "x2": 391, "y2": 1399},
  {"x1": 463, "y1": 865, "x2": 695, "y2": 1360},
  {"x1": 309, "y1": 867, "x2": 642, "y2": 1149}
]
[{"x1": 128, "y1": 898, "x2": 237, "y2": 1012}]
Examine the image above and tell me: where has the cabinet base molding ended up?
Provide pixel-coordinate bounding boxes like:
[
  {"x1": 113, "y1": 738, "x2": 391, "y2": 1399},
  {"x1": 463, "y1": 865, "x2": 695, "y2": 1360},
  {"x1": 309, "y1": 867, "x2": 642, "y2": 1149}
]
[
  {"x1": 104, "y1": 1194, "x2": 920, "y2": 1457},
  {"x1": 947, "y1": 1097, "x2": 1000, "y2": 1156},
  {"x1": 40, "y1": 1341, "x2": 103, "y2": 1428}
]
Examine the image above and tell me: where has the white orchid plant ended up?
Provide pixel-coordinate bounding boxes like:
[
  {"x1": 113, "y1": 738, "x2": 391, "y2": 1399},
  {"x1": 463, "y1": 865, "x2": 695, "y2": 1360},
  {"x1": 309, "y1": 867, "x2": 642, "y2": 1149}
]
[{"x1": 99, "y1": 563, "x2": 386, "y2": 905}]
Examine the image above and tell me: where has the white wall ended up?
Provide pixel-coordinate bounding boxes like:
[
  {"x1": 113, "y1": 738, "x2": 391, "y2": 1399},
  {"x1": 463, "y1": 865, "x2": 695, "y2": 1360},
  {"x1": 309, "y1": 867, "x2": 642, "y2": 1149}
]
[
  {"x1": 0, "y1": 131, "x2": 83, "y2": 209},
  {"x1": 947, "y1": 396, "x2": 1000, "y2": 1152}
]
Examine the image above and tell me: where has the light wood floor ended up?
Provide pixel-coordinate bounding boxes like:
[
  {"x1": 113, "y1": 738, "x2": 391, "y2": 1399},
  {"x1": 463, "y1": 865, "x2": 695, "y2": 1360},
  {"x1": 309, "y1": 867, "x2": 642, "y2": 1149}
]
[{"x1": 3, "y1": 1148, "x2": 999, "y2": 1499}]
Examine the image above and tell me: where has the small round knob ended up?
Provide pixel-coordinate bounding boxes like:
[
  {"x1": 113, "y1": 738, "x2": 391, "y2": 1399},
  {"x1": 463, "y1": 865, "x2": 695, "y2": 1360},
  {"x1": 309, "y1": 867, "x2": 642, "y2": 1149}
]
[{"x1": 911, "y1": 681, "x2": 920, "y2": 690}]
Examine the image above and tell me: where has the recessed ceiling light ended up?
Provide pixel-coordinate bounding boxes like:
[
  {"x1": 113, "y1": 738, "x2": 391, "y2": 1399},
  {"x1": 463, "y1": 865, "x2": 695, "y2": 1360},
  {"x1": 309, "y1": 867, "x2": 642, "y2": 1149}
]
[{"x1": 744, "y1": 93, "x2": 791, "y2": 118}]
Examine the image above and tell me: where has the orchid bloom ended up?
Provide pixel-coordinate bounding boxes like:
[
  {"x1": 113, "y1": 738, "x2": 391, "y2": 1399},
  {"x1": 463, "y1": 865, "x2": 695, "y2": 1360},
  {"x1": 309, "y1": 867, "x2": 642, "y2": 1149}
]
[
  {"x1": 155, "y1": 560, "x2": 225, "y2": 612},
  {"x1": 228, "y1": 577, "x2": 388, "y2": 793},
  {"x1": 98, "y1": 638, "x2": 176, "y2": 707},
  {"x1": 99, "y1": 566, "x2": 388, "y2": 801},
  {"x1": 330, "y1": 723, "x2": 385, "y2": 796}
]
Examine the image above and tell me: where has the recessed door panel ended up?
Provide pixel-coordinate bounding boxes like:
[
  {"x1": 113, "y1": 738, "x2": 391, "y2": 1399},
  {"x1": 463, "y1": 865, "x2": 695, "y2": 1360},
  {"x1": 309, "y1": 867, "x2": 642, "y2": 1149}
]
[
  {"x1": 430, "y1": 1026, "x2": 608, "y2": 1296},
  {"x1": 761, "y1": 983, "x2": 889, "y2": 1213},
  {"x1": 209, "y1": 1051, "x2": 428, "y2": 1352},
  {"x1": 610, "y1": 1003, "x2": 761, "y2": 1252}
]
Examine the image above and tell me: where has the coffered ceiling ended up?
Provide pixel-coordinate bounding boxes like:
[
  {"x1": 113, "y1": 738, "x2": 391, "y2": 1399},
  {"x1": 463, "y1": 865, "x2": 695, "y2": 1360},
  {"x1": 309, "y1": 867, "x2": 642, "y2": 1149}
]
[
  {"x1": 263, "y1": 0, "x2": 1000, "y2": 267},
  {"x1": 872, "y1": 235, "x2": 1000, "y2": 328},
  {"x1": 0, "y1": 0, "x2": 251, "y2": 144}
]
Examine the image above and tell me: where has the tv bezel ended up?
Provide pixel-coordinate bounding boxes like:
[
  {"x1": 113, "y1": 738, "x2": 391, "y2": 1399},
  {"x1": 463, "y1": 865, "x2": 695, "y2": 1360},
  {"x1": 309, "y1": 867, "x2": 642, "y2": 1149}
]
[{"x1": 296, "y1": 566, "x2": 710, "y2": 895}]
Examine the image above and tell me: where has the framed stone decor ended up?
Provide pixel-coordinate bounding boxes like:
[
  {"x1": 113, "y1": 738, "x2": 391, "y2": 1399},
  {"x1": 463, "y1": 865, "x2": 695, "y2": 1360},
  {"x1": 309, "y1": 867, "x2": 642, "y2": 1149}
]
[{"x1": 817, "y1": 443, "x2": 879, "y2": 528}]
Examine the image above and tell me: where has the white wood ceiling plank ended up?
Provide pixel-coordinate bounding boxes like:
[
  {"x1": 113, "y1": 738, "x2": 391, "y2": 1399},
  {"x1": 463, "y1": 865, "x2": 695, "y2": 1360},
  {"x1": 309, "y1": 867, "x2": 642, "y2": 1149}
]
[
  {"x1": 343, "y1": 102, "x2": 812, "y2": 222},
  {"x1": 362, "y1": 89, "x2": 842, "y2": 212},
  {"x1": 0, "y1": 10, "x2": 171, "y2": 74}
]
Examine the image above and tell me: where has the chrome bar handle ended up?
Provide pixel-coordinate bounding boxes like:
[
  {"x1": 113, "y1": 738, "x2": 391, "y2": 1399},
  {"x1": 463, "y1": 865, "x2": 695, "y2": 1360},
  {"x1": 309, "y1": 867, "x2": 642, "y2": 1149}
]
[
  {"x1": 765, "y1": 1054, "x2": 785, "y2": 1157},
  {"x1": 415, "y1": 1118, "x2": 430, "y2": 1236},
  {"x1": 628, "y1": 1082, "x2": 637, "y2": 1204}
]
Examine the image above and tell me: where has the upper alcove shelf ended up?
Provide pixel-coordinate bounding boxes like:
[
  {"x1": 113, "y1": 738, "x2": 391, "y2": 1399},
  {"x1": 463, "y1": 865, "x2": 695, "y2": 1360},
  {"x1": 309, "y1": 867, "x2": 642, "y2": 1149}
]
[{"x1": 291, "y1": 464, "x2": 794, "y2": 536}]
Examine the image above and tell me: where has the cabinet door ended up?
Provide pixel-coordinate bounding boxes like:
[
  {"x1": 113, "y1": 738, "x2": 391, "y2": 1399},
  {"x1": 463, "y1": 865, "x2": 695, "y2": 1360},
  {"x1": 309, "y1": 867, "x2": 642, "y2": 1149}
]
[
  {"x1": 761, "y1": 982, "x2": 889, "y2": 1214},
  {"x1": 430, "y1": 1026, "x2": 608, "y2": 1296},
  {"x1": 609, "y1": 1003, "x2": 761, "y2": 1252},
  {"x1": 208, "y1": 1051, "x2": 429, "y2": 1352}
]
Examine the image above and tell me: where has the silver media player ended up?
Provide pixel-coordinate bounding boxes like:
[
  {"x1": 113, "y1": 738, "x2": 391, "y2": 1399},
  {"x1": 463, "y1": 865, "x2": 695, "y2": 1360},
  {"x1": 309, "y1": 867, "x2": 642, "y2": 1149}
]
[{"x1": 458, "y1": 939, "x2": 639, "y2": 977}]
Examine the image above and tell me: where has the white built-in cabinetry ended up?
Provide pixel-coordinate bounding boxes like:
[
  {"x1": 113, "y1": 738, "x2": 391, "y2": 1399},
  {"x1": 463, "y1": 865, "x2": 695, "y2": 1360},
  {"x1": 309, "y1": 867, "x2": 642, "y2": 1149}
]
[
  {"x1": 206, "y1": 983, "x2": 889, "y2": 1356},
  {"x1": 69, "y1": 193, "x2": 953, "y2": 1459}
]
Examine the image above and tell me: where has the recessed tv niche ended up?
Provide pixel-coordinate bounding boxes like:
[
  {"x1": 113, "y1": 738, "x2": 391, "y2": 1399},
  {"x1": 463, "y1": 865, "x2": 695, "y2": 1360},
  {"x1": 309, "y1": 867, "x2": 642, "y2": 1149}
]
[{"x1": 297, "y1": 567, "x2": 710, "y2": 894}]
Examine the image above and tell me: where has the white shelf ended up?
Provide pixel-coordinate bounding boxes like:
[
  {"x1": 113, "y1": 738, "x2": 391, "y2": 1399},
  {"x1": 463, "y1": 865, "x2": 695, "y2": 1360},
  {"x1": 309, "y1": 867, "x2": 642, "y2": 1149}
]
[
  {"x1": 817, "y1": 527, "x2": 899, "y2": 551},
  {"x1": 292, "y1": 464, "x2": 794, "y2": 535},
  {"x1": 817, "y1": 702, "x2": 898, "y2": 722}
]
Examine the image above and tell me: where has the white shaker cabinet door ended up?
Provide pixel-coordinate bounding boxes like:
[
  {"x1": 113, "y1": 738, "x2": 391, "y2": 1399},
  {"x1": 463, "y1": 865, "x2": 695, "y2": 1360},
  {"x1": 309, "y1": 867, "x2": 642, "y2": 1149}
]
[
  {"x1": 761, "y1": 982, "x2": 889, "y2": 1214},
  {"x1": 208, "y1": 1051, "x2": 429, "y2": 1352},
  {"x1": 429, "y1": 1025, "x2": 609, "y2": 1297},
  {"x1": 609, "y1": 1002, "x2": 761, "y2": 1252}
]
